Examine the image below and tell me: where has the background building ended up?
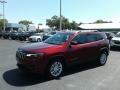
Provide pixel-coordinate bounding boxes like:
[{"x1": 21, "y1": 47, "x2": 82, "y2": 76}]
[
  {"x1": 79, "y1": 23, "x2": 120, "y2": 33},
  {"x1": 5, "y1": 23, "x2": 37, "y2": 32},
  {"x1": 5, "y1": 23, "x2": 26, "y2": 32}
]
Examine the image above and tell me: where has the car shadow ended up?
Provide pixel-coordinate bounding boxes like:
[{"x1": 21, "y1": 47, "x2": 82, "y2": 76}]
[
  {"x1": 3, "y1": 69, "x2": 52, "y2": 87},
  {"x1": 3, "y1": 62, "x2": 99, "y2": 87}
]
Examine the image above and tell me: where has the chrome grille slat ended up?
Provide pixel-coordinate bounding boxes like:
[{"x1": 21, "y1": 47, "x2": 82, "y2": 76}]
[{"x1": 16, "y1": 50, "x2": 26, "y2": 60}]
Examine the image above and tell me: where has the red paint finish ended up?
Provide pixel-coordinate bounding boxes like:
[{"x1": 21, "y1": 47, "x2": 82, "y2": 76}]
[{"x1": 16, "y1": 31, "x2": 110, "y2": 74}]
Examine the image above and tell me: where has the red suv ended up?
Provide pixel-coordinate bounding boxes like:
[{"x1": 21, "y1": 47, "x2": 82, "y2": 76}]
[{"x1": 16, "y1": 31, "x2": 110, "y2": 78}]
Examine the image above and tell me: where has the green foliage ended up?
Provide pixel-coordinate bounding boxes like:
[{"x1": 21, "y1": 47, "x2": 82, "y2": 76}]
[
  {"x1": 19, "y1": 20, "x2": 33, "y2": 31},
  {"x1": 69, "y1": 21, "x2": 78, "y2": 30},
  {"x1": 46, "y1": 15, "x2": 78, "y2": 30},
  {"x1": 94, "y1": 19, "x2": 112, "y2": 23},
  {"x1": 0, "y1": 19, "x2": 8, "y2": 31},
  {"x1": 46, "y1": 15, "x2": 59, "y2": 29},
  {"x1": 19, "y1": 20, "x2": 33, "y2": 26}
]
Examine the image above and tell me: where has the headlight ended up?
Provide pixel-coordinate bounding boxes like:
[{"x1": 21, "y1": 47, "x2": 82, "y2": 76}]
[{"x1": 26, "y1": 53, "x2": 44, "y2": 58}]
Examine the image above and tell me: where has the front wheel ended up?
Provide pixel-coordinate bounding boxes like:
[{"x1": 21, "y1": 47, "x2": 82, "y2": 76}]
[
  {"x1": 47, "y1": 59, "x2": 64, "y2": 78},
  {"x1": 37, "y1": 38, "x2": 41, "y2": 42},
  {"x1": 98, "y1": 52, "x2": 108, "y2": 66}
]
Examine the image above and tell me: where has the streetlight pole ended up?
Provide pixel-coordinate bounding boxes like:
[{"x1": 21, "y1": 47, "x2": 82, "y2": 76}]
[
  {"x1": 0, "y1": 0, "x2": 7, "y2": 32},
  {"x1": 0, "y1": 14, "x2": 2, "y2": 18},
  {"x1": 60, "y1": 0, "x2": 62, "y2": 31}
]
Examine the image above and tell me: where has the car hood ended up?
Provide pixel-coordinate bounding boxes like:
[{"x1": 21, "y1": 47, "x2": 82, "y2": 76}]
[
  {"x1": 18, "y1": 42, "x2": 59, "y2": 52},
  {"x1": 112, "y1": 37, "x2": 120, "y2": 41}
]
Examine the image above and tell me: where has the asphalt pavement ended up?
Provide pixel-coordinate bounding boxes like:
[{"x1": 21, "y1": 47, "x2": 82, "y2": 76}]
[{"x1": 0, "y1": 39, "x2": 120, "y2": 90}]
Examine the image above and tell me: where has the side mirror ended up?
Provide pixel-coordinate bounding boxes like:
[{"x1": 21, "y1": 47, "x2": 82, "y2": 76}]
[{"x1": 70, "y1": 41, "x2": 78, "y2": 45}]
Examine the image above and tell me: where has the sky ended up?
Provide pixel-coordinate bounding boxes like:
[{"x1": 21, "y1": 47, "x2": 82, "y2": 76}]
[{"x1": 0, "y1": 0, "x2": 120, "y2": 25}]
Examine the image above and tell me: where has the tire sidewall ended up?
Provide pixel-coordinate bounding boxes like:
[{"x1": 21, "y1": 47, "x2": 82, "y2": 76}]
[
  {"x1": 47, "y1": 59, "x2": 64, "y2": 78},
  {"x1": 99, "y1": 52, "x2": 108, "y2": 66},
  {"x1": 37, "y1": 38, "x2": 41, "y2": 42}
]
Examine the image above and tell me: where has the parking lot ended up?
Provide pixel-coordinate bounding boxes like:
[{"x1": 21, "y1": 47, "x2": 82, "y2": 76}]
[{"x1": 0, "y1": 39, "x2": 120, "y2": 90}]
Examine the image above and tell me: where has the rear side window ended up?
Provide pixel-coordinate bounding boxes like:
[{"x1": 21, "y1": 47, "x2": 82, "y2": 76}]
[
  {"x1": 87, "y1": 34, "x2": 97, "y2": 42},
  {"x1": 97, "y1": 34, "x2": 104, "y2": 40},
  {"x1": 87, "y1": 34, "x2": 103, "y2": 43}
]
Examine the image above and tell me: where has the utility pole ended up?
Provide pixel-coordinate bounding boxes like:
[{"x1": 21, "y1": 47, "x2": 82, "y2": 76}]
[
  {"x1": 60, "y1": 0, "x2": 62, "y2": 31},
  {"x1": 0, "y1": 14, "x2": 2, "y2": 18},
  {"x1": 0, "y1": 0, "x2": 7, "y2": 32}
]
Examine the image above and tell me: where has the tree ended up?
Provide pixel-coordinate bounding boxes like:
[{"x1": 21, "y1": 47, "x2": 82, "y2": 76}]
[
  {"x1": 19, "y1": 20, "x2": 33, "y2": 26},
  {"x1": 19, "y1": 20, "x2": 33, "y2": 31},
  {"x1": 69, "y1": 21, "x2": 78, "y2": 30},
  {"x1": 94, "y1": 19, "x2": 112, "y2": 23},
  {"x1": 0, "y1": 19, "x2": 8, "y2": 31},
  {"x1": 46, "y1": 15, "x2": 59, "y2": 29},
  {"x1": 46, "y1": 15, "x2": 70, "y2": 30}
]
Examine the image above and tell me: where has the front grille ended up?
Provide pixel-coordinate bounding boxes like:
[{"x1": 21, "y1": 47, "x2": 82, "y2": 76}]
[{"x1": 16, "y1": 50, "x2": 26, "y2": 60}]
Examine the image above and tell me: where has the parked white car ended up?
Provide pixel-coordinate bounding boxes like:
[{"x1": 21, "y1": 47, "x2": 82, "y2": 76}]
[
  {"x1": 110, "y1": 33, "x2": 120, "y2": 47},
  {"x1": 29, "y1": 33, "x2": 43, "y2": 42}
]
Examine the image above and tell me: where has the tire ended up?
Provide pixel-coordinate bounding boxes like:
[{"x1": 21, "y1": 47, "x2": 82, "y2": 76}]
[
  {"x1": 98, "y1": 52, "x2": 108, "y2": 66},
  {"x1": 11, "y1": 37, "x2": 15, "y2": 40},
  {"x1": 47, "y1": 59, "x2": 64, "y2": 78},
  {"x1": 37, "y1": 38, "x2": 41, "y2": 42}
]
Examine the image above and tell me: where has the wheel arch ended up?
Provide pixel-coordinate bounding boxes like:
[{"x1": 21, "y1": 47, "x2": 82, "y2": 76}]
[
  {"x1": 100, "y1": 47, "x2": 109, "y2": 56},
  {"x1": 47, "y1": 55, "x2": 67, "y2": 67},
  {"x1": 44, "y1": 55, "x2": 67, "y2": 78}
]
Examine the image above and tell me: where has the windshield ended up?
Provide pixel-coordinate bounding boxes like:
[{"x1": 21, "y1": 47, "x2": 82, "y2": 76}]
[{"x1": 44, "y1": 33, "x2": 72, "y2": 45}]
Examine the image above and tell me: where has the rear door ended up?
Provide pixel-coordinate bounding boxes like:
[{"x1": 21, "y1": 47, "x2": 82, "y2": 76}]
[{"x1": 67, "y1": 33, "x2": 103, "y2": 64}]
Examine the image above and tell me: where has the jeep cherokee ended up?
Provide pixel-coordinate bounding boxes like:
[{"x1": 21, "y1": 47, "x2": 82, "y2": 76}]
[{"x1": 16, "y1": 31, "x2": 110, "y2": 78}]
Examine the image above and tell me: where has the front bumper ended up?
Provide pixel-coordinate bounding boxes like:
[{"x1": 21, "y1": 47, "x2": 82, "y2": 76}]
[{"x1": 16, "y1": 57, "x2": 46, "y2": 74}]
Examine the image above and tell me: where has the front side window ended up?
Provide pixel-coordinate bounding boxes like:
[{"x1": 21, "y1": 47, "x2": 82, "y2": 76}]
[{"x1": 72, "y1": 34, "x2": 87, "y2": 44}]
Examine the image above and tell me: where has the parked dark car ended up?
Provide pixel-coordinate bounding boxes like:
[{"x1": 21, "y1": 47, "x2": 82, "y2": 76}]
[
  {"x1": 18, "y1": 32, "x2": 36, "y2": 41},
  {"x1": 16, "y1": 31, "x2": 110, "y2": 78},
  {"x1": 0, "y1": 32, "x2": 3, "y2": 38},
  {"x1": 2, "y1": 32, "x2": 11, "y2": 39},
  {"x1": 10, "y1": 32, "x2": 21, "y2": 40}
]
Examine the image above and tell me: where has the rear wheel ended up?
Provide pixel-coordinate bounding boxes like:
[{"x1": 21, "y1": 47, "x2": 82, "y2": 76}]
[{"x1": 98, "y1": 52, "x2": 108, "y2": 66}]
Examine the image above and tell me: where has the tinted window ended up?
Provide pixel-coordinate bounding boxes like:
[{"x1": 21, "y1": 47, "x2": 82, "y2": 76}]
[
  {"x1": 87, "y1": 34, "x2": 97, "y2": 42},
  {"x1": 87, "y1": 34, "x2": 103, "y2": 43},
  {"x1": 72, "y1": 34, "x2": 87, "y2": 44},
  {"x1": 97, "y1": 34, "x2": 103, "y2": 40}
]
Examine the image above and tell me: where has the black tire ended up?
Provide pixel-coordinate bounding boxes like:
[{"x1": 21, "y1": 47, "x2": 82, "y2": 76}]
[
  {"x1": 98, "y1": 52, "x2": 108, "y2": 66},
  {"x1": 11, "y1": 37, "x2": 16, "y2": 40},
  {"x1": 37, "y1": 38, "x2": 41, "y2": 42},
  {"x1": 47, "y1": 59, "x2": 64, "y2": 78}
]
